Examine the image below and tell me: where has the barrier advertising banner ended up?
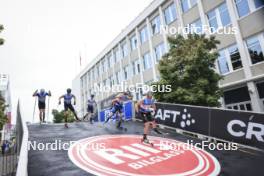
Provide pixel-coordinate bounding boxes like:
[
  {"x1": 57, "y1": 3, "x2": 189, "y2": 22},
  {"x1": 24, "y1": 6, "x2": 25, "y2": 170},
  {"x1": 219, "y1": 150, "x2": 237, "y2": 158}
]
[{"x1": 135, "y1": 102, "x2": 264, "y2": 150}]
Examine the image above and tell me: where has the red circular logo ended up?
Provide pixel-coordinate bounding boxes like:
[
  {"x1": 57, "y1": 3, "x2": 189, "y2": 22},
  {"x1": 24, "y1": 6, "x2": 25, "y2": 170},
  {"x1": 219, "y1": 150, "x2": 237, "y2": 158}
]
[{"x1": 68, "y1": 135, "x2": 221, "y2": 176}]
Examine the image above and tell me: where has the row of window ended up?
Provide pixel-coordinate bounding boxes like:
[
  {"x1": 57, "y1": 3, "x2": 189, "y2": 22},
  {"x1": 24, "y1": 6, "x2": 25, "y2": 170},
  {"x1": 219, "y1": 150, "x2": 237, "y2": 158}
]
[
  {"x1": 130, "y1": 2, "x2": 177, "y2": 49},
  {"x1": 235, "y1": 0, "x2": 264, "y2": 18},
  {"x1": 217, "y1": 33, "x2": 264, "y2": 75},
  {"x1": 82, "y1": 0, "x2": 264, "y2": 89},
  {"x1": 180, "y1": 0, "x2": 263, "y2": 18},
  {"x1": 84, "y1": 34, "x2": 264, "y2": 88},
  {"x1": 82, "y1": 42, "x2": 166, "y2": 85},
  {"x1": 186, "y1": 0, "x2": 263, "y2": 35}
]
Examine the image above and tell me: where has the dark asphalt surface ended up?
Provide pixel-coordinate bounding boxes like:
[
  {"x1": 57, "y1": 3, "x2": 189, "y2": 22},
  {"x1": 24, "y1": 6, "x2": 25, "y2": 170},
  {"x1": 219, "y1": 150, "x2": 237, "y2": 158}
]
[{"x1": 27, "y1": 121, "x2": 264, "y2": 176}]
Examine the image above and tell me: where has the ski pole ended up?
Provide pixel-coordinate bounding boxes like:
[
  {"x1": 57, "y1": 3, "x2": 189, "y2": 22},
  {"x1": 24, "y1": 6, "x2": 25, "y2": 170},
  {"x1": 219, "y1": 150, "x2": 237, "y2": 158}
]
[
  {"x1": 33, "y1": 97, "x2": 37, "y2": 123},
  {"x1": 47, "y1": 96, "x2": 50, "y2": 123}
]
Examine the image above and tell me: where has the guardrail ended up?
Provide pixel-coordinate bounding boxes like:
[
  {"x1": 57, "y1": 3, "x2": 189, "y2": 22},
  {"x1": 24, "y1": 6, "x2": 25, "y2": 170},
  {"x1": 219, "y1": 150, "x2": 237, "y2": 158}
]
[
  {"x1": 0, "y1": 103, "x2": 25, "y2": 176},
  {"x1": 16, "y1": 102, "x2": 28, "y2": 176}
]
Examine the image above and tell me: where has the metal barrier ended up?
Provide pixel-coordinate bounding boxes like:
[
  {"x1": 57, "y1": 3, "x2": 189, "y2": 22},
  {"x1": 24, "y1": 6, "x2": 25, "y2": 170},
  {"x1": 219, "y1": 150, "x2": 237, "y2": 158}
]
[
  {"x1": 0, "y1": 102, "x2": 25, "y2": 176},
  {"x1": 15, "y1": 102, "x2": 28, "y2": 176}
]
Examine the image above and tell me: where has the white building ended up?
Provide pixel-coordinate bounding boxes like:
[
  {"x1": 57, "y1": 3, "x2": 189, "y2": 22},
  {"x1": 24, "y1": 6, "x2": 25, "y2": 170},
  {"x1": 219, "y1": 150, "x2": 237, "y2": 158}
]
[
  {"x1": 73, "y1": 0, "x2": 264, "y2": 116},
  {"x1": 0, "y1": 74, "x2": 12, "y2": 123}
]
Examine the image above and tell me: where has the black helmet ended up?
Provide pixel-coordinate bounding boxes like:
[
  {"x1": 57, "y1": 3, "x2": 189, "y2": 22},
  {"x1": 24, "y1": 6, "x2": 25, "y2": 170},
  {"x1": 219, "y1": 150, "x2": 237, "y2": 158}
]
[
  {"x1": 91, "y1": 94, "x2": 95, "y2": 98},
  {"x1": 67, "y1": 88, "x2": 71, "y2": 94}
]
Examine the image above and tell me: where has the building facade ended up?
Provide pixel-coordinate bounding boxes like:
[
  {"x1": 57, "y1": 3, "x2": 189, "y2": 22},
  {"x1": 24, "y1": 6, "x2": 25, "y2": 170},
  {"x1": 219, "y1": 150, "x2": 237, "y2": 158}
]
[
  {"x1": 72, "y1": 0, "x2": 264, "y2": 116},
  {"x1": 0, "y1": 74, "x2": 12, "y2": 123}
]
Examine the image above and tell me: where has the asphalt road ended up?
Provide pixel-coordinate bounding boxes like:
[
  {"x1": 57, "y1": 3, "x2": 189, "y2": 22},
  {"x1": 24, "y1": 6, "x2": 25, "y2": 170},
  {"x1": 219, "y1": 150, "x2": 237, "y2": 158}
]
[{"x1": 27, "y1": 121, "x2": 264, "y2": 176}]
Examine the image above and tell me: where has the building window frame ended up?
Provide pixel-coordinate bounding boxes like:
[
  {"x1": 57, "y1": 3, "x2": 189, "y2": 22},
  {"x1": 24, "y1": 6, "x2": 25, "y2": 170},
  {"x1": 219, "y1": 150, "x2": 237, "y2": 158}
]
[
  {"x1": 164, "y1": 3, "x2": 177, "y2": 25},
  {"x1": 151, "y1": 15, "x2": 161, "y2": 35},
  {"x1": 140, "y1": 26, "x2": 149, "y2": 44},
  {"x1": 226, "y1": 101, "x2": 252, "y2": 111},
  {"x1": 234, "y1": 0, "x2": 264, "y2": 19},
  {"x1": 154, "y1": 42, "x2": 166, "y2": 61},
  {"x1": 180, "y1": 0, "x2": 197, "y2": 13},
  {"x1": 143, "y1": 52, "x2": 152, "y2": 70},
  {"x1": 207, "y1": 2, "x2": 231, "y2": 33},
  {"x1": 121, "y1": 42, "x2": 128, "y2": 58},
  {"x1": 245, "y1": 33, "x2": 264, "y2": 65},
  {"x1": 130, "y1": 35, "x2": 137, "y2": 51}
]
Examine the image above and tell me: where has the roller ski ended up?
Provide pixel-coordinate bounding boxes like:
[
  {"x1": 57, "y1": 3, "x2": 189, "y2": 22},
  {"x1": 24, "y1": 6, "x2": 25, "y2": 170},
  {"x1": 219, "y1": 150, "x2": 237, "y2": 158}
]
[
  {"x1": 64, "y1": 123, "x2": 69, "y2": 128},
  {"x1": 141, "y1": 138, "x2": 154, "y2": 147},
  {"x1": 116, "y1": 126, "x2": 127, "y2": 131},
  {"x1": 116, "y1": 120, "x2": 127, "y2": 131}
]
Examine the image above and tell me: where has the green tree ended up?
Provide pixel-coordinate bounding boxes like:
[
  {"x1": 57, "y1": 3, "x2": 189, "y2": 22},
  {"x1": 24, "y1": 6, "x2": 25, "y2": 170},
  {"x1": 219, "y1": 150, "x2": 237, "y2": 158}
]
[
  {"x1": 0, "y1": 95, "x2": 8, "y2": 130},
  {"x1": 52, "y1": 109, "x2": 75, "y2": 123},
  {"x1": 153, "y1": 34, "x2": 222, "y2": 107},
  {"x1": 0, "y1": 24, "x2": 4, "y2": 45}
]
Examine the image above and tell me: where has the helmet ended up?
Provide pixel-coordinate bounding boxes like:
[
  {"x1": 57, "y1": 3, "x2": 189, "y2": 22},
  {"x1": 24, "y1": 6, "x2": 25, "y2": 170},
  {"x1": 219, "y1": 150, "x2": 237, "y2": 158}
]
[
  {"x1": 67, "y1": 88, "x2": 71, "y2": 94},
  {"x1": 40, "y1": 89, "x2": 45, "y2": 93},
  {"x1": 91, "y1": 94, "x2": 95, "y2": 98}
]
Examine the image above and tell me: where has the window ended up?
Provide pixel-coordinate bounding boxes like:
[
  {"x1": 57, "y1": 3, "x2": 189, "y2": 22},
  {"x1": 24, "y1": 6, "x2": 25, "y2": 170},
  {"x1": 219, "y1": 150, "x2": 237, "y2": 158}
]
[
  {"x1": 151, "y1": 15, "x2": 161, "y2": 35},
  {"x1": 181, "y1": 0, "x2": 197, "y2": 12},
  {"x1": 111, "y1": 54, "x2": 115, "y2": 66},
  {"x1": 100, "y1": 60, "x2": 103, "y2": 73},
  {"x1": 115, "y1": 71, "x2": 122, "y2": 84},
  {"x1": 164, "y1": 3, "x2": 177, "y2": 24},
  {"x1": 224, "y1": 86, "x2": 252, "y2": 111},
  {"x1": 132, "y1": 59, "x2": 141, "y2": 75},
  {"x1": 226, "y1": 102, "x2": 252, "y2": 111},
  {"x1": 105, "y1": 57, "x2": 109, "y2": 69},
  {"x1": 140, "y1": 26, "x2": 149, "y2": 44},
  {"x1": 217, "y1": 50, "x2": 230, "y2": 74},
  {"x1": 87, "y1": 71, "x2": 90, "y2": 82},
  {"x1": 256, "y1": 82, "x2": 264, "y2": 99},
  {"x1": 246, "y1": 35, "x2": 264, "y2": 64},
  {"x1": 121, "y1": 42, "x2": 128, "y2": 57},
  {"x1": 235, "y1": 0, "x2": 250, "y2": 17},
  {"x1": 235, "y1": 0, "x2": 263, "y2": 18},
  {"x1": 123, "y1": 65, "x2": 130, "y2": 80},
  {"x1": 114, "y1": 48, "x2": 120, "y2": 62},
  {"x1": 207, "y1": 3, "x2": 231, "y2": 32},
  {"x1": 228, "y1": 44, "x2": 242, "y2": 70},
  {"x1": 218, "y1": 3, "x2": 231, "y2": 26},
  {"x1": 110, "y1": 75, "x2": 115, "y2": 87},
  {"x1": 107, "y1": 54, "x2": 112, "y2": 67},
  {"x1": 91, "y1": 69, "x2": 94, "y2": 80},
  {"x1": 143, "y1": 52, "x2": 152, "y2": 70},
  {"x1": 154, "y1": 43, "x2": 166, "y2": 61},
  {"x1": 207, "y1": 10, "x2": 218, "y2": 32},
  {"x1": 96, "y1": 65, "x2": 100, "y2": 77},
  {"x1": 130, "y1": 35, "x2": 137, "y2": 50},
  {"x1": 189, "y1": 18, "x2": 202, "y2": 34},
  {"x1": 254, "y1": 0, "x2": 264, "y2": 8},
  {"x1": 103, "y1": 59, "x2": 108, "y2": 72},
  {"x1": 256, "y1": 82, "x2": 264, "y2": 110}
]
